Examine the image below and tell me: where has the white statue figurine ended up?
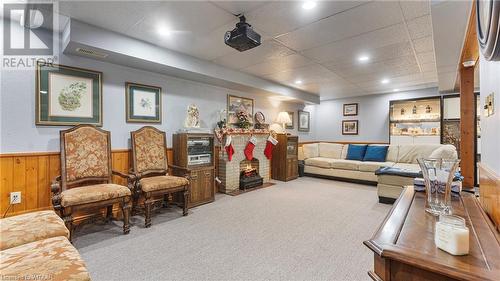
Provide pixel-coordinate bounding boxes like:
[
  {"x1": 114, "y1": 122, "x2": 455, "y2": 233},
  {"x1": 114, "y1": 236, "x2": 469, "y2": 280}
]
[{"x1": 184, "y1": 104, "x2": 200, "y2": 128}]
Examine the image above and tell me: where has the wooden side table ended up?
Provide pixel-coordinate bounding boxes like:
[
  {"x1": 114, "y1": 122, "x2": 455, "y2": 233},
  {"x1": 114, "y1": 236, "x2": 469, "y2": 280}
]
[{"x1": 364, "y1": 186, "x2": 500, "y2": 281}]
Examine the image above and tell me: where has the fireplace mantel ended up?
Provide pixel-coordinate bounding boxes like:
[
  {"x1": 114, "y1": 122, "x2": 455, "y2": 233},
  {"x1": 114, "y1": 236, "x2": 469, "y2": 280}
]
[{"x1": 214, "y1": 128, "x2": 271, "y2": 142}]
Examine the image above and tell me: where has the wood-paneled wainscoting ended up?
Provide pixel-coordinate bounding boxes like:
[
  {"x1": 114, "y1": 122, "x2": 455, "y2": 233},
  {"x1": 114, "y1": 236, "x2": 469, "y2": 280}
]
[
  {"x1": 0, "y1": 149, "x2": 179, "y2": 218},
  {"x1": 479, "y1": 163, "x2": 500, "y2": 231}
]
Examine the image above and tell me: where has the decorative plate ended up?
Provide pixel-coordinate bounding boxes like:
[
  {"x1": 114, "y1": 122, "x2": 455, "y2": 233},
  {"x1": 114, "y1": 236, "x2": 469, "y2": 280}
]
[{"x1": 254, "y1": 111, "x2": 265, "y2": 124}]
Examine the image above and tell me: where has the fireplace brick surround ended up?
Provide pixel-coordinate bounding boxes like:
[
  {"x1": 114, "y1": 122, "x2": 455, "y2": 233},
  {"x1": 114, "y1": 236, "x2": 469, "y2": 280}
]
[{"x1": 218, "y1": 133, "x2": 270, "y2": 193}]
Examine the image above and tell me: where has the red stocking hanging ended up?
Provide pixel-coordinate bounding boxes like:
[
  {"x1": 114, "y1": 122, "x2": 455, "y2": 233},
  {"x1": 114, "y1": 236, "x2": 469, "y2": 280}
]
[
  {"x1": 224, "y1": 135, "x2": 234, "y2": 161},
  {"x1": 244, "y1": 136, "x2": 257, "y2": 160},
  {"x1": 264, "y1": 135, "x2": 278, "y2": 159}
]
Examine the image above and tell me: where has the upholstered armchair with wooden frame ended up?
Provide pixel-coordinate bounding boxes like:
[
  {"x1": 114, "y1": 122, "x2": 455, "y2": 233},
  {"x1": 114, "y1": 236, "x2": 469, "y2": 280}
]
[
  {"x1": 51, "y1": 125, "x2": 133, "y2": 241},
  {"x1": 130, "y1": 126, "x2": 190, "y2": 227}
]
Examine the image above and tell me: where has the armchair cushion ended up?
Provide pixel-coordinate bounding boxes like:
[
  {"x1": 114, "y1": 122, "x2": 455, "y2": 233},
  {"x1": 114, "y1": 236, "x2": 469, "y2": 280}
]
[
  {"x1": 0, "y1": 236, "x2": 91, "y2": 281},
  {"x1": 61, "y1": 184, "x2": 131, "y2": 207},
  {"x1": 0, "y1": 211, "x2": 69, "y2": 251},
  {"x1": 140, "y1": 175, "x2": 189, "y2": 192}
]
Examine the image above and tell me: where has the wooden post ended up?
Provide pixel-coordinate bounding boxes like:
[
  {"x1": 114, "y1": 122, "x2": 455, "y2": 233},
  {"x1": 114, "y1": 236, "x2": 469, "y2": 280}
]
[{"x1": 459, "y1": 65, "x2": 475, "y2": 189}]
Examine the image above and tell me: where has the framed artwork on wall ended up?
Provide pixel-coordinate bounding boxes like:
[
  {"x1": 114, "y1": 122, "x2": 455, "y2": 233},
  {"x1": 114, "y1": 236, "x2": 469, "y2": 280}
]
[
  {"x1": 227, "y1": 94, "x2": 254, "y2": 127},
  {"x1": 125, "y1": 82, "x2": 162, "y2": 123},
  {"x1": 343, "y1": 103, "x2": 358, "y2": 116},
  {"x1": 298, "y1": 110, "x2": 310, "y2": 132},
  {"x1": 36, "y1": 61, "x2": 102, "y2": 126},
  {"x1": 342, "y1": 120, "x2": 359, "y2": 135},
  {"x1": 285, "y1": 111, "x2": 295, "y2": 129}
]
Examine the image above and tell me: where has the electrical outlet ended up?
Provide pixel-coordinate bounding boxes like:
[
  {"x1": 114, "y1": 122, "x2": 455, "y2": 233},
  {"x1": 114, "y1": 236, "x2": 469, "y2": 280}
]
[{"x1": 10, "y1": 191, "x2": 21, "y2": 204}]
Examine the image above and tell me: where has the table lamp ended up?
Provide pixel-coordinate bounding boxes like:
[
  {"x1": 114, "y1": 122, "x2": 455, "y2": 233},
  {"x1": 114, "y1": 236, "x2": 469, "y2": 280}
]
[{"x1": 275, "y1": 112, "x2": 292, "y2": 133}]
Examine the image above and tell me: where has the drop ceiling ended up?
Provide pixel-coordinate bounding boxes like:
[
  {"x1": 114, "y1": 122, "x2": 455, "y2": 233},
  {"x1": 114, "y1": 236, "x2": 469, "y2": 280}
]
[{"x1": 58, "y1": 1, "x2": 442, "y2": 100}]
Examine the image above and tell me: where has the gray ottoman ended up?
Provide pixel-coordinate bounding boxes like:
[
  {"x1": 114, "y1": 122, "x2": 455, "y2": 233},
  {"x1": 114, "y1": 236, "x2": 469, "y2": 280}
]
[{"x1": 375, "y1": 167, "x2": 421, "y2": 204}]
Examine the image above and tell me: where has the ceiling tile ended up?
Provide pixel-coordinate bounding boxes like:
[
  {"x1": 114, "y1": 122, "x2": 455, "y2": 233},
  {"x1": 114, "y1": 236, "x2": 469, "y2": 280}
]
[
  {"x1": 406, "y1": 15, "x2": 432, "y2": 40},
  {"x1": 421, "y1": 62, "x2": 436, "y2": 73},
  {"x1": 275, "y1": 1, "x2": 404, "y2": 51},
  {"x1": 213, "y1": 40, "x2": 295, "y2": 70},
  {"x1": 400, "y1": 0, "x2": 430, "y2": 20},
  {"x1": 413, "y1": 36, "x2": 434, "y2": 53},
  {"x1": 302, "y1": 23, "x2": 409, "y2": 63},
  {"x1": 417, "y1": 51, "x2": 435, "y2": 64},
  {"x1": 241, "y1": 54, "x2": 314, "y2": 76},
  {"x1": 247, "y1": 1, "x2": 368, "y2": 37},
  {"x1": 263, "y1": 64, "x2": 344, "y2": 85}
]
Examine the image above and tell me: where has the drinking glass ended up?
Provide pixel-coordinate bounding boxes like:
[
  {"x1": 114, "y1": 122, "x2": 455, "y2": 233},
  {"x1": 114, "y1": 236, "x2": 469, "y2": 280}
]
[{"x1": 417, "y1": 158, "x2": 460, "y2": 216}]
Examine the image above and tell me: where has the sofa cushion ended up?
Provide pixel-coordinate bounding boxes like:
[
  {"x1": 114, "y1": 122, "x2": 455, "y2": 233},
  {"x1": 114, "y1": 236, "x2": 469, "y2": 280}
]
[
  {"x1": 429, "y1": 144, "x2": 458, "y2": 159},
  {"x1": 346, "y1": 144, "x2": 367, "y2": 161},
  {"x1": 363, "y1": 145, "x2": 389, "y2": 162},
  {"x1": 302, "y1": 143, "x2": 319, "y2": 159},
  {"x1": 140, "y1": 175, "x2": 189, "y2": 192},
  {"x1": 386, "y1": 145, "x2": 399, "y2": 162},
  {"x1": 331, "y1": 159, "x2": 360, "y2": 170},
  {"x1": 359, "y1": 161, "x2": 395, "y2": 172},
  {"x1": 318, "y1": 143, "x2": 343, "y2": 159},
  {"x1": 0, "y1": 236, "x2": 91, "y2": 281},
  {"x1": 61, "y1": 184, "x2": 131, "y2": 207},
  {"x1": 305, "y1": 157, "x2": 336, "y2": 168},
  {"x1": 397, "y1": 144, "x2": 442, "y2": 163},
  {"x1": 392, "y1": 163, "x2": 421, "y2": 173},
  {"x1": 0, "y1": 210, "x2": 69, "y2": 251},
  {"x1": 341, "y1": 144, "x2": 349, "y2": 159}
]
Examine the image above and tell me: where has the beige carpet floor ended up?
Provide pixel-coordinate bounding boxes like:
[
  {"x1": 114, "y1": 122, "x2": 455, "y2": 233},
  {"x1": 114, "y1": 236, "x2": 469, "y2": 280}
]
[{"x1": 74, "y1": 177, "x2": 392, "y2": 281}]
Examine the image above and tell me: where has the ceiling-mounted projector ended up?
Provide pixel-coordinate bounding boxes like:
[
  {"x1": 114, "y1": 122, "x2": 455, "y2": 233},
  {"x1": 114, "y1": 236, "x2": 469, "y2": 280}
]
[{"x1": 224, "y1": 15, "x2": 261, "y2": 52}]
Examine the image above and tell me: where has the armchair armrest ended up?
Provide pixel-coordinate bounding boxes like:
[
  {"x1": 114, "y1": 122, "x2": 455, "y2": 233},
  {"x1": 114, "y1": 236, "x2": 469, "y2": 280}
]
[
  {"x1": 112, "y1": 170, "x2": 136, "y2": 181},
  {"x1": 169, "y1": 165, "x2": 191, "y2": 181},
  {"x1": 51, "y1": 176, "x2": 62, "y2": 212},
  {"x1": 168, "y1": 164, "x2": 191, "y2": 172}
]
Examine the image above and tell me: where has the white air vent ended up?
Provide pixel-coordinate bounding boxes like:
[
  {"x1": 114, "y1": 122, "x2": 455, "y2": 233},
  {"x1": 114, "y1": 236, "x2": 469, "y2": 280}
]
[{"x1": 75, "y1": 47, "x2": 108, "y2": 59}]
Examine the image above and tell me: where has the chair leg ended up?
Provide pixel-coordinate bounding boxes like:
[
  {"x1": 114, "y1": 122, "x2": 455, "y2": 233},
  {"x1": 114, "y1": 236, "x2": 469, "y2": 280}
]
[
  {"x1": 131, "y1": 189, "x2": 140, "y2": 216},
  {"x1": 144, "y1": 193, "x2": 152, "y2": 228},
  {"x1": 162, "y1": 194, "x2": 169, "y2": 208},
  {"x1": 183, "y1": 189, "x2": 189, "y2": 216},
  {"x1": 62, "y1": 208, "x2": 74, "y2": 242},
  {"x1": 106, "y1": 205, "x2": 113, "y2": 222},
  {"x1": 121, "y1": 197, "x2": 131, "y2": 234}
]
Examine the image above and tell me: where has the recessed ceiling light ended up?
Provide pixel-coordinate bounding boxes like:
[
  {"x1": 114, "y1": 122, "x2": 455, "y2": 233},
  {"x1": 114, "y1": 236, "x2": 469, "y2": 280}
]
[
  {"x1": 302, "y1": 1, "x2": 317, "y2": 10},
  {"x1": 157, "y1": 26, "x2": 172, "y2": 37},
  {"x1": 358, "y1": 55, "x2": 370, "y2": 62},
  {"x1": 295, "y1": 80, "x2": 303, "y2": 84},
  {"x1": 381, "y1": 78, "x2": 390, "y2": 84},
  {"x1": 393, "y1": 89, "x2": 400, "y2": 92}
]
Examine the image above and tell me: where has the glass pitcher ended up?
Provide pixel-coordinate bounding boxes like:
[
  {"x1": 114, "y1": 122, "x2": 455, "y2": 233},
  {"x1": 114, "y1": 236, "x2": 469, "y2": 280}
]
[{"x1": 417, "y1": 158, "x2": 460, "y2": 216}]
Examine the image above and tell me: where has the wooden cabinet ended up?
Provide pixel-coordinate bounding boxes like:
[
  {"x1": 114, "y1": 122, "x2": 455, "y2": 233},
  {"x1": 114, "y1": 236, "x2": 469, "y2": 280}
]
[
  {"x1": 271, "y1": 134, "x2": 298, "y2": 181},
  {"x1": 172, "y1": 133, "x2": 215, "y2": 208}
]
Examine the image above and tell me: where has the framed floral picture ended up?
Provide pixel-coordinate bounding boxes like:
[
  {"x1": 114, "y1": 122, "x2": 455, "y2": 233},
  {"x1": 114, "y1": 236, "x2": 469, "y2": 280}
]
[
  {"x1": 126, "y1": 82, "x2": 162, "y2": 123},
  {"x1": 36, "y1": 62, "x2": 102, "y2": 126},
  {"x1": 285, "y1": 111, "x2": 295, "y2": 129},
  {"x1": 227, "y1": 94, "x2": 254, "y2": 127},
  {"x1": 343, "y1": 103, "x2": 358, "y2": 116},
  {"x1": 342, "y1": 120, "x2": 359, "y2": 135},
  {"x1": 298, "y1": 110, "x2": 310, "y2": 132}
]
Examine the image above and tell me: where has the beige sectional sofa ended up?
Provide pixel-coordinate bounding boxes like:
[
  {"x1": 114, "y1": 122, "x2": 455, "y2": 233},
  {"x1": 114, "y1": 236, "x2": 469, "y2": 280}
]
[{"x1": 299, "y1": 142, "x2": 457, "y2": 203}]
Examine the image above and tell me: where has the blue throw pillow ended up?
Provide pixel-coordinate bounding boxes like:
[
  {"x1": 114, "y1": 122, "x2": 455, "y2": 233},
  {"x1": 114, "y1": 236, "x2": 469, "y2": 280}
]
[
  {"x1": 346, "y1": 144, "x2": 368, "y2": 161},
  {"x1": 363, "y1": 145, "x2": 389, "y2": 162}
]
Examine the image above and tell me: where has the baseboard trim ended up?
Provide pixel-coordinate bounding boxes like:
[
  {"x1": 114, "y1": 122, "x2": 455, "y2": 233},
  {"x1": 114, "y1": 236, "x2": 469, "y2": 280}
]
[{"x1": 303, "y1": 173, "x2": 377, "y2": 186}]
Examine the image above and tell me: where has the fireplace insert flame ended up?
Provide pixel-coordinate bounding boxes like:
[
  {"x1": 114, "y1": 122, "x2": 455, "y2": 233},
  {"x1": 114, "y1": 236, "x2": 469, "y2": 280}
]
[{"x1": 239, "y1": 166, "x2": 263, "y2": 190}]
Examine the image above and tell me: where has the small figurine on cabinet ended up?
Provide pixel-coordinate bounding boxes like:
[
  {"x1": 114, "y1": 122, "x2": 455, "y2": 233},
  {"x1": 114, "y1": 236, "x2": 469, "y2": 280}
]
[
  {"x1": 426, "y1": 105, "x2": 432, "y2": 113},
  {"x1": 412, "y1": 105, "x2": 417, "y2": 114},
  {"x1": 401, "y1": 108, "x2": 405, "y2": 115},
  {"x1": 184, "y1": 104, "x2": 200, "y2": 128},
  {"x1": 217, "y1": 109, "x2": 227, "y2": 129}
]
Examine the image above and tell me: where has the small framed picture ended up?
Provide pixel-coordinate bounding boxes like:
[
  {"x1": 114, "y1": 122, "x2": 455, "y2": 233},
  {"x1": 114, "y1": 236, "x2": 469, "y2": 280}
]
[
  {"x1": 126, "y1": 82, "x2": 162, "y2": 123},
  {"x1": 36, "y1": 62, "x2": 102, "y2": 126},
  {"x1": 285, "y1": 111, "x2": 295, "y2": 129},
  {"x1": 298, "y1": 110, "x2": 310, "y2": 132},
  {"x1": 342, "y1": 120, "x2": 359, "y2": 135},
  {"x1": 343, "y1": 103, "x2": 358, "y2": 116}
]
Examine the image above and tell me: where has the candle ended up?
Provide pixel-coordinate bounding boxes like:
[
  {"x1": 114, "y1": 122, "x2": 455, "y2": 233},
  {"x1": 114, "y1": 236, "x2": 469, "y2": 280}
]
[{"x1": 435, "y1": 215, "x2": 469, "y2": 255}]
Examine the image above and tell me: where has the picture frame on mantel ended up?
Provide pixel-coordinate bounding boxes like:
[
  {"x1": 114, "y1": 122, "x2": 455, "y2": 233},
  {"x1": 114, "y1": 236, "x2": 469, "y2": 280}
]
[
  {"x1": 342, "y1": 120, "x2": 359, "y2": 135},
  {"x1": 125, "y1": 82, "x2": 162, "y2": 123},
  {"x1": 298, "y1": 110, "x2": 310, "y2": 132},
  {"x1": 36, "y1": 61, "x2": 102, "y2": 126},
  {"x1": 343, "y1": 103, "x2": 358, "y2": 116},
  {"x1": 227, "y1": 94, "x2": 254, "y2": 127}
]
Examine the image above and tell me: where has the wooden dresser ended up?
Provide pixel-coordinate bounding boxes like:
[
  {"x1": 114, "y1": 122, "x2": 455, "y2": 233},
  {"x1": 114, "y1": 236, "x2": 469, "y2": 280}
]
[
  {"x1": 271, "y1": 134, "x2": 298, "y2": 181},
  {"x1": 172, "y1": 133, "x2": 215, "y2": 208},
  {"x1": 364, "y1": 186, "x2": 500, "y2": 281}
]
